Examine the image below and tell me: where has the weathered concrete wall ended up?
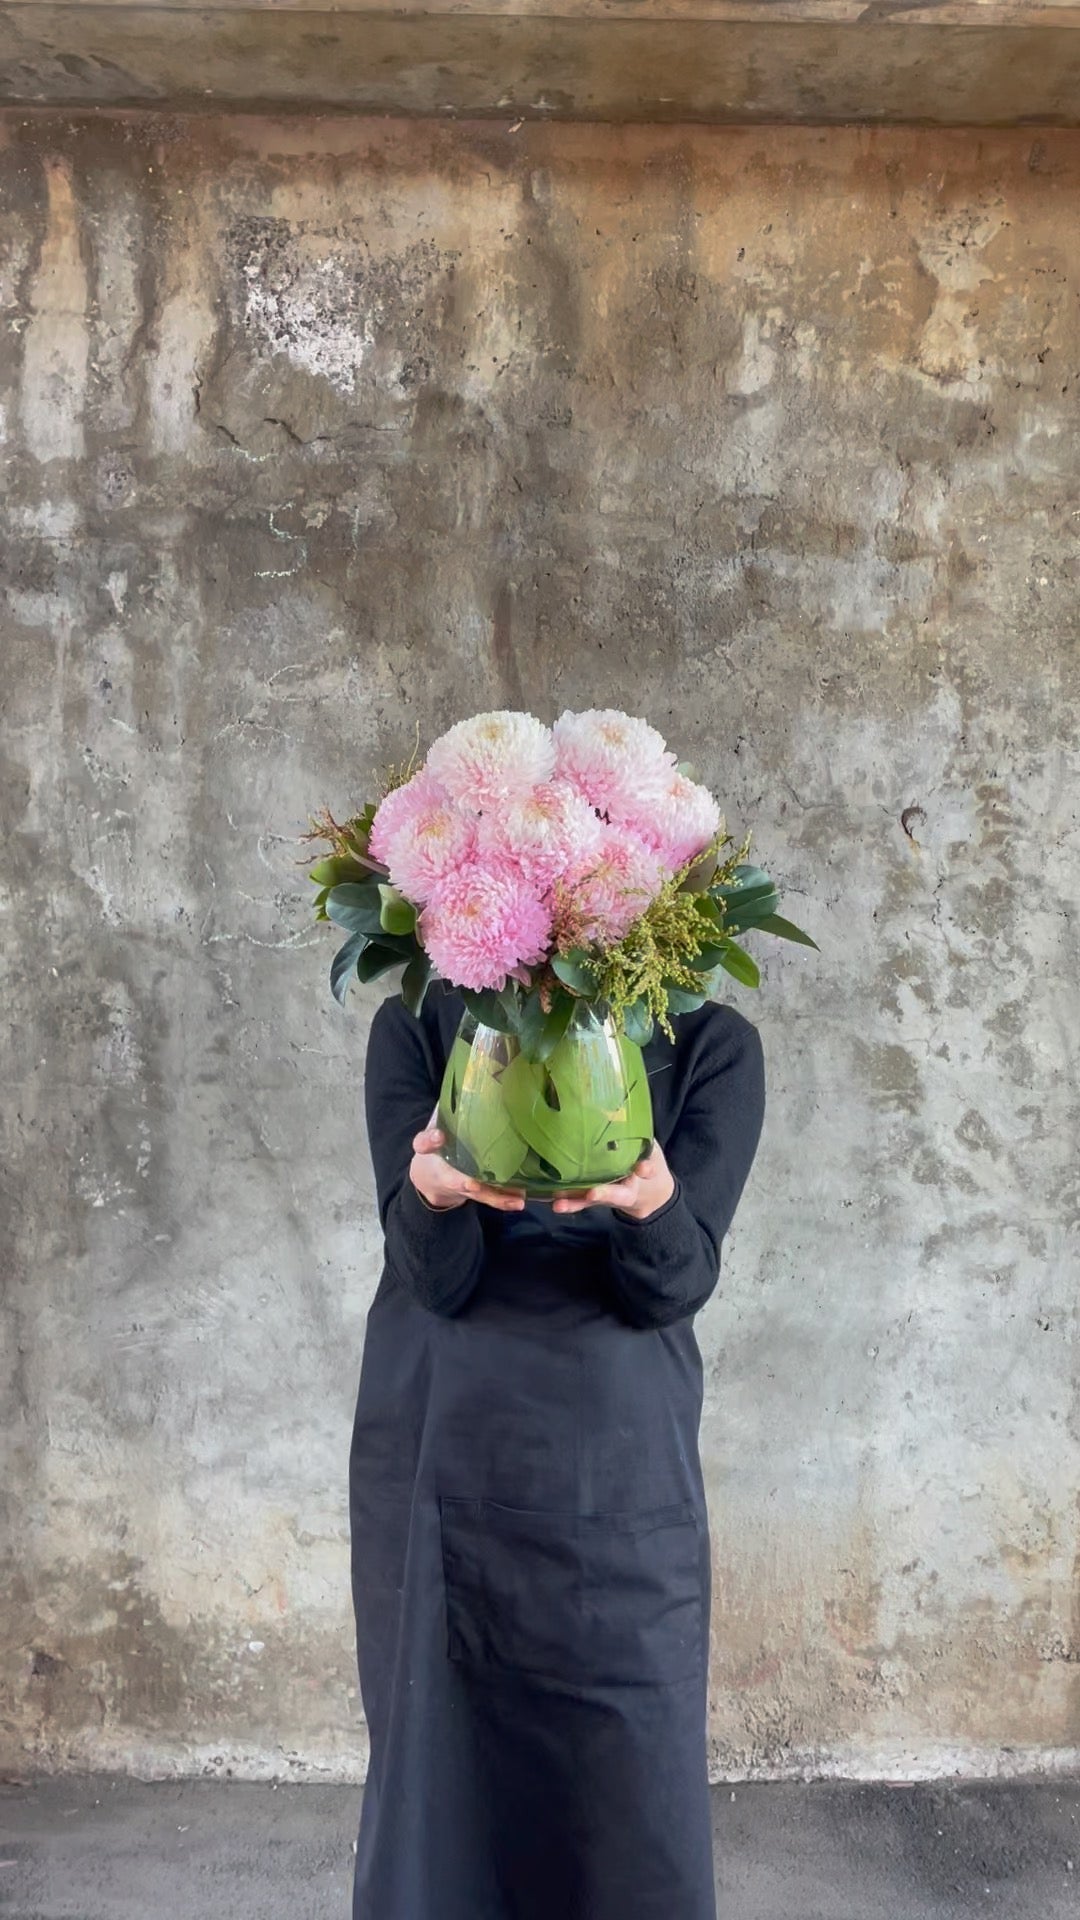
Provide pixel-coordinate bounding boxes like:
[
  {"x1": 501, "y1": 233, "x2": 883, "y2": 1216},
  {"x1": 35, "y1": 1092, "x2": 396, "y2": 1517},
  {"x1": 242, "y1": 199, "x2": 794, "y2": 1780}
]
[
  {"x1": 6, "y1": 0, "x2": 1080, "y2": 124},
  {"x1": 1, "y1": 111, "x2": 1078, "y2": 1783}
]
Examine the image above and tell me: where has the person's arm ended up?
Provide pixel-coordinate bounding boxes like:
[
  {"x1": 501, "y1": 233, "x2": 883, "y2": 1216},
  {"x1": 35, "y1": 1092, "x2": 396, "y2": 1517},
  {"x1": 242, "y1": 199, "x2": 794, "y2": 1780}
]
[
  {"x1": 605, "y1": 1010, "x2": 766, "y2": 1331},
  {"x1": 364, "y1": 994, "x2": 486, "y2": 1318}
]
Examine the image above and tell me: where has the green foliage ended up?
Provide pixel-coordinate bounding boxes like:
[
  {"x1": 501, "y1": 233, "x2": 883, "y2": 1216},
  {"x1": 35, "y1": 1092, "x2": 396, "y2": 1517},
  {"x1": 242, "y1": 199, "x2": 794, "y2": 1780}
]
[
  {"x1": 378, "y1": 883, "x2": 418, "y2": 937},
  {"x1": 433, "y1": 1014, "x2": 654, "y2": 1193},
  {"x1": 459, "y1": 985, "x2": 519, "y2": 1033},
  {"x1": 569, "y1": 827, "x2": 740, "y2": 1041},
  {"x1": 621, "y1": 997, "x2": 655, "y2": 1046},
  {"x1": 551, "y1": 949, "x2": 601, "y2": 995},
  {"x1": 308, "y1": 854, "x2": 370, "y2": 889},
  {"x1": 401, "y1": 950, "x2": 434, "y2": 1015},
  {"x1": 326, "y1": 882, "x2": 390, "y2": 940},
  {"x1": 518, "y1": 985, "x2": 576, "y2": 1063},
  {"x1": 566, "y1": 833, "x2": 818, "y2": 1038},
  {"x1": 754, "y1": 912, "x2": 820, "y2": 949},
  {"x1": 713, "y1": 864, "x2": 779, "y2": 932},
  {"x1": 715, "y1": 939, "x2": 760, "y2": 988},
  {"x1": 356, "y1": 942, "x2": 408, "y2": 984},
  {"x1": 330, "y1": 933, "x2": 367, "y2": 1006}
]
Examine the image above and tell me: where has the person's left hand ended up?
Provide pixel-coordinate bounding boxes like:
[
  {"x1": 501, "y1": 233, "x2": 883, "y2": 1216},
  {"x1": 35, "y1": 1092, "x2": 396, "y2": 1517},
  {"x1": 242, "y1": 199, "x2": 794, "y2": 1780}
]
[{"x1": 551, "y1": 1140, "x2": 676, "y2": 1219}]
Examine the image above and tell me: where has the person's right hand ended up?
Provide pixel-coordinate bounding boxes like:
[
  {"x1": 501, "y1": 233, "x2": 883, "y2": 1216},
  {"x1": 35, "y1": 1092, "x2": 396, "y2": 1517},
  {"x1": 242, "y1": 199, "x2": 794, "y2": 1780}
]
[{"x1": 409, "y1": 1115, "x2": 526, "y2": 1213}]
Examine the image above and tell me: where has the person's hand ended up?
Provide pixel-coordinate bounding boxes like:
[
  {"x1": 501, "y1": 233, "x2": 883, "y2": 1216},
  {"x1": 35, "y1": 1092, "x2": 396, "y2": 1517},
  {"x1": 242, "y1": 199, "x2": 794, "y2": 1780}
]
[
  {"x1": 551, "y1": 1141, "x2": 676, "y2": 1219},
  {"x1": 409, "y1": 1110, "x2": 526, "y2": 1213}
]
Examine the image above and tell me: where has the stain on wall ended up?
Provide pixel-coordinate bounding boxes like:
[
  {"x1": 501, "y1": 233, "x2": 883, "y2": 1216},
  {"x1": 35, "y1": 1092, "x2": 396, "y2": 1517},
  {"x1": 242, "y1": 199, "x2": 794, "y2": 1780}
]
[
  {"x1": 1, "y1": 111, "x2": 1078, "y2": 1782},
  {"x1": 5, "y1": 8, "x2": 1080, "y2": 125}
]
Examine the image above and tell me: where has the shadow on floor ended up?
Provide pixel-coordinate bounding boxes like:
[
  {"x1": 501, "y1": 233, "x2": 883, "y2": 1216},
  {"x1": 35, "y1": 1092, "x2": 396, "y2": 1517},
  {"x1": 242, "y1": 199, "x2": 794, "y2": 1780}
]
[{"x1": 1, "y1": 1773, "x2": 1077, "y2": 1918}]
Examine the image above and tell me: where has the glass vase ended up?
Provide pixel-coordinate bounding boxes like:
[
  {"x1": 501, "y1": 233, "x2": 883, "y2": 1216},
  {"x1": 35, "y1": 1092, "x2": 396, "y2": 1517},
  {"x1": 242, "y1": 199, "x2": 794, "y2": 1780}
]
[{"x1": 436, "y1": 1002, "x2": 654, "y2": 1201}]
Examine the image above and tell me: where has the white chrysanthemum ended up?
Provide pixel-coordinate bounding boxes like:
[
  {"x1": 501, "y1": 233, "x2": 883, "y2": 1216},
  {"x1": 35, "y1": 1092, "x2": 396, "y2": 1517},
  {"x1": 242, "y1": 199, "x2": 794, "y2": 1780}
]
[{"x1": 425, "y1": 710, "x2": 556, "y2": 813}]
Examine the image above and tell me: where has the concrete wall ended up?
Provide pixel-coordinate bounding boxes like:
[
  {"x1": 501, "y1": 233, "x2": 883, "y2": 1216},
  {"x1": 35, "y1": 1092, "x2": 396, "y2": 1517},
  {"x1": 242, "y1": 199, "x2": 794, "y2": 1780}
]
[
  {"x1": 1, "y1": 110, "x2": 1078, "y2": 1783},
  {"x1": 7, "y1": 1, "x2": 1080, "y2": 124}
]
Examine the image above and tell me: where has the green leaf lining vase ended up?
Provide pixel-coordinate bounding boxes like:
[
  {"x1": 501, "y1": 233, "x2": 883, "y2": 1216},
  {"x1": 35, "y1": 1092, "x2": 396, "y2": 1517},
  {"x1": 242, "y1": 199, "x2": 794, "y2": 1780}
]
[{"x1": 436, "y1": 1002, "x2": 654, "y2": 1201}]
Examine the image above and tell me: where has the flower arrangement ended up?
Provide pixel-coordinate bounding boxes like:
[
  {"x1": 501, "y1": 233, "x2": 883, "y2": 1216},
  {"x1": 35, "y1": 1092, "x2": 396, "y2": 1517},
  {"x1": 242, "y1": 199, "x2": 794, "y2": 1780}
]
[{"x1": 304, "y1": 707, "x2": 816, "y2": 1055}]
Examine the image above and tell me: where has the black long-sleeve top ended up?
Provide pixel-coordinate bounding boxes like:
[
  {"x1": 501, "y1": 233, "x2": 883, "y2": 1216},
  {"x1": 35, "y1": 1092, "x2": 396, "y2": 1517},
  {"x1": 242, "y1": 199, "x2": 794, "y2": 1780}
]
[{"x1": 363, "y1": 981, "x2": 765, "y2": 1333}]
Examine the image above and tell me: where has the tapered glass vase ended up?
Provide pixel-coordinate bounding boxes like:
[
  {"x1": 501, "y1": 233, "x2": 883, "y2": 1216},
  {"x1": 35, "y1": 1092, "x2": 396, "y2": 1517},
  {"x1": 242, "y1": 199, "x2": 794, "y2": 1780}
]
[{"x1": 436, "y1": 1002, "x2": 654, "y2": 1201}]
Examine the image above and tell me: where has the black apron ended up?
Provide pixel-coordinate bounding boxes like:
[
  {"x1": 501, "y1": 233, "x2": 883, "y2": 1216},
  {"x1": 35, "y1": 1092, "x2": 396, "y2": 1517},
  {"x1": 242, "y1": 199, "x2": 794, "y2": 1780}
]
[{"x1": 349, "y1": 984, "x2": 765, "y2": 1920}]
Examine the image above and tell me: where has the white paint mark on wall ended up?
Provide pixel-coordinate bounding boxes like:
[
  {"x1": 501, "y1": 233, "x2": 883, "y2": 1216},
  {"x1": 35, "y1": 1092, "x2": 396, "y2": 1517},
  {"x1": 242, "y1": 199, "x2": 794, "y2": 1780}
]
[
  {"x1": 6, "y1": 499, "x2": 83, "y2": 538},
  {"x1": 242, "y1": 250, "x2": 374, "y2": 394},
  {"x1": 728, "y1": 309, "x2": 778, "y2": 395},
  {"x1": 912, "y1": 192, "x2": 1005, "y2": 391},
  {"x1": 236, "y1": 226, "x2": 446, "y2": 398},
  {"x1": 106, "y1": 571, "x2": 129, "y2": 616},
  {"x1": 19, "y1": 157, "x2": 89, "y2": 462},
  {"x1": 254, "y1": 505, "x2": 307, "y2": 579},
  {"x1": 148, "y1": 266, "x2": 218, "y2": 455}
]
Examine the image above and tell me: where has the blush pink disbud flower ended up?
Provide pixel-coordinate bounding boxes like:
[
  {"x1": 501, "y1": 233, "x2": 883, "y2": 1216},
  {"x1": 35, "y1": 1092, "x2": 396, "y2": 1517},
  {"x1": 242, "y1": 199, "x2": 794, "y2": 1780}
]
[
  {"x1": 552, "y1": 708, "x2": 678, "y2": 827},
  {"x1": 559, "y1": 825, "x2": 669, "y2": 947},
  {"x1": 418, "y1": 856, "x2": 553, "y2": 992},
  {"x1": 368, "y1": 766, "x2": 448, "y2": 867},
  {"x1": 633, "y1": 767, "x2": 723, "y2": 873},
  {"x1": 425, "y1": 711, "x2": 556, "y2": 813},
  {"x1": 362, "y1": 710, "x2": 722, "y2": 990},
  {"x1": 475, "y1": 777, "x2": 604, "y2": 893}
]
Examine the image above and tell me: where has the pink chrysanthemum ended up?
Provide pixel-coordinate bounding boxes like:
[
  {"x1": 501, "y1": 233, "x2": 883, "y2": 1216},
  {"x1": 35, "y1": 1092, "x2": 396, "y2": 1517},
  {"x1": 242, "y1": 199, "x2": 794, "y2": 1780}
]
[
  {"x1": 368, "y1": 767, "x2": 449, "y2": 867},
  {"x1": 382, "y1": 799, "x2": 478, "y2": 906},
  {"x1": 556, "y1": 824, "x2": 668, "y2": 947},
  {"x1": 630, "y1": 767, "x2": 723, "y2": 873},
  {"x1": 425, "y1": 711, "x2": 556, "y2": 813},
  {"x1": 418, "y1": 856, "x2": 552, "y2": 992},
  {"x1": 475, "y1": 778, "x2": 604, "y2": 892},
  {"x1": 552, "y1": 708, "x2": 678, "y2": 826}
]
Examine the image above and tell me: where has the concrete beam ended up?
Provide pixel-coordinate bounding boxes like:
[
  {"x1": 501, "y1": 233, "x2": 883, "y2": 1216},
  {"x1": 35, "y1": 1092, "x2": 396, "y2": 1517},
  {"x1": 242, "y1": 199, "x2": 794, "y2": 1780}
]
[{"x1": 1, "y1": 0, "x2": 1080, "y2": 122}]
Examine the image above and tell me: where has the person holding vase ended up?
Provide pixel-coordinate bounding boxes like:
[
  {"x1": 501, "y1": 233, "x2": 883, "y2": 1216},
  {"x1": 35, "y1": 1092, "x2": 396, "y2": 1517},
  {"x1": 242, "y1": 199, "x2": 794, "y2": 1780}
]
[
  {"x1": 311, "y1": 708, "x2": 812, "y2": 1916},
  {"x1": 348, "y1": 976, "x2": 766, "y2": 1920}
]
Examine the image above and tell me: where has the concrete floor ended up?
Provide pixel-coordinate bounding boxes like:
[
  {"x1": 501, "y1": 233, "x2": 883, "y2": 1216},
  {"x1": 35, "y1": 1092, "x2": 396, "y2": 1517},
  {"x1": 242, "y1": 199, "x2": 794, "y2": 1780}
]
[{"x1": 0, "y1": 1774, "x2": 1077, "y2": 1919}]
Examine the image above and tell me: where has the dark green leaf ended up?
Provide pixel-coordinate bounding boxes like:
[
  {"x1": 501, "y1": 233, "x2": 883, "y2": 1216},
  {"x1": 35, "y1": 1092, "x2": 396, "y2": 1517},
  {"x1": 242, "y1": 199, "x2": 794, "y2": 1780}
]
[
  {"x1": 516, "y1": 988, "x2": 546, "y2": 1059},
  {"x1": 401, "y1": 950, "x2": 434, "y2": 1015},
  {"x1": 717, "y1": 940, "x2": 761, "y2": 988},
  {"x1": 712, "y1": 874, "x2": 773, "y2": 906},
  {"x1": 355, "y1": 941, "x2": 407, "y2": 984},
  {"x1": 499, "y1": 983, "x2": 526, "y2": 1035},
  {"x1": 330, "y1": 932, "x2": 366, "y2": 1006},
  {"x1": 551, "y1": 949, "x2": 599, "y2": 995},
  {"x1": 754, "y1": 912, "x2": 820, "y2": 950},
  {"x1": 621, "y1": 998, "x2": 655, "y2": 1047},
  {"x1": 662, "y1": 980, "x2": 708, "y2": 1014},
  {"x1": 686, "y1": 941, "x2": 732, "y2": 971},
  {"x1": 519, "y1": 988, "x2": 576, "y2": 1064},
  {"x1": 714, "y1": 863, "x2": 780, "y2": 931},
  {"x1": 325, "y1": 881, "x2": 386, "y2": 937},
  {"x1": 461, "y1": 987, "x2": 517, "y2": 1033},
  {"x1": 327, "y1": 884, "x2": 418, "y2": 954},
  {"x1": 728, "y1": 862, "x2": 772, "y2": 892}
]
